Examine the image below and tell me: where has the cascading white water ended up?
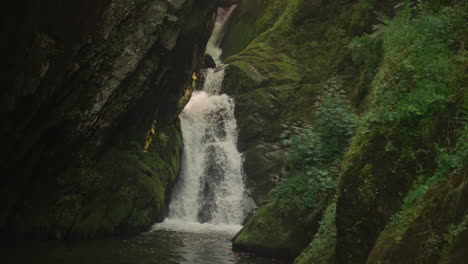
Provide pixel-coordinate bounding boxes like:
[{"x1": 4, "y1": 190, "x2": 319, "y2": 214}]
[{"x1": 155, "y1": 6, "x2": 254, "y2": 233}]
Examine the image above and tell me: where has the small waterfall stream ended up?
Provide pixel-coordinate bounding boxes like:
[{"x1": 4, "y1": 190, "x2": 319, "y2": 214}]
[{"x1": 155, "y1": 6, "x2": 254, "y2": 233}]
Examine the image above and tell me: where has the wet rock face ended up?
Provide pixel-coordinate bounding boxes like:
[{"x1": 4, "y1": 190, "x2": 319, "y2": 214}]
[
  {"x1": 198, "y1": 145, "x2": 227, "y2": 223},
  {"x1": 205, "y1": 107, "x2": 229, "y2": 141},
  {"x1": 203, "y1": 54, "x2": 217, "y2": 68},
  {"x1": 198, "y1": 104, "x2": 230, "y2": 223},
  {"x1": 0, "y1": 0, "x2": 217, "y2": 239},
  {"x1": 1, "y1": 0, "x2": 110, "y2": 113}
]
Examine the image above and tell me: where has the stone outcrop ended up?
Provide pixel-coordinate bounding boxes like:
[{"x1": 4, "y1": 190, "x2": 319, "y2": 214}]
[{"x1": 0, "y1": 0, "x2": 219, "y2": 239}]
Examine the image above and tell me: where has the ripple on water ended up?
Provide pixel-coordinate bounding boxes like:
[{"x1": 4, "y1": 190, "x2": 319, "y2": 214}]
[{"x1": 2, "y1": 228, "x2": 289, "y2": 264}]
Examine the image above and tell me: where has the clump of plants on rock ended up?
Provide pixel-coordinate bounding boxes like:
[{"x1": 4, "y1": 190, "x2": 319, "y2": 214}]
[{"x1": 273, "y1": 78, "x2": 358, "y2": 215}]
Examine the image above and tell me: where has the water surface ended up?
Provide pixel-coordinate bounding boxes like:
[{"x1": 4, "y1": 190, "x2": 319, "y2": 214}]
[{"x1": 4, "y1": 228, "x2": 287, "y2": 264}]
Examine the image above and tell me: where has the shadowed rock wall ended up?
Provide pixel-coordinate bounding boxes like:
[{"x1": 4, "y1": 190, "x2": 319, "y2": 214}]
[{"x1": 0, "y1": 0, "x2": 220, "y2": 239}]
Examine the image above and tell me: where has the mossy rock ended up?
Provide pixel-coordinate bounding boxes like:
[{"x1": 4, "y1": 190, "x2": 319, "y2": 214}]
[
  {"x1": 221, "y1": 0, "x2": 280, "y2": 59},
  {"x1": 335, "y1": 3, "x2": 467, "y2": 262},
  {"x1": 366, "y1": 168, "x2": 468, "y2": 264},
  {"x1": 294, "y1": 202, "x2": 337, "y2": 264},
  {"x1": 233, "y1": 201, "x2": 323, "y2": 259},
  {"x1": 12, "y1": 122, "x2": 183, "y2": 239},
  {"x1": 242, "y1": 143, "x2": 286, "y2": 204},
  {"x1": 0, "y1": 0, "x2": 218, "y2": 239}
]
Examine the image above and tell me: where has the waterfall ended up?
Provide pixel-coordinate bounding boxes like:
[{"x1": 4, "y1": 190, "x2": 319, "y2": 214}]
[{"x1": 155, "y1": 6, "x2": 254, "y2": 233}]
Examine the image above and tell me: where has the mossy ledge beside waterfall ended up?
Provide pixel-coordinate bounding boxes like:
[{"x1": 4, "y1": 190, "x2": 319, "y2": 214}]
[{"x1": 155, "y1": 5, "x2": 254, "y2": 232}]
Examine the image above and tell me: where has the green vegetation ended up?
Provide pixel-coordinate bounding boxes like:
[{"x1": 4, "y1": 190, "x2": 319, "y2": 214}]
[
  {"x1": 233, "y1": 202, "x2": 323, "y2": 258},
  {"x1": 46, "y1": 122, "x2": 183, "y2": 238},
  {"x1": 389, "y1": 123, "x2": 467, "y2": 242},
  {"x1": 336, "y1": 2, "x2": 467, "y2": 263},
  {"x1": 295, "y1": 202, "x2": 337, "y2": 264},
  {"x1": 229, "y1": 0, "x2": 467, "y2": 263},
  {"x1": 273, "y1": 78, "x2": 358, "y2": 215}
]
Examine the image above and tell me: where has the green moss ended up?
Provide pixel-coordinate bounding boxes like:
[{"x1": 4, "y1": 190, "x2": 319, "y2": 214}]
[
  {"x1": 367, "y1": 164, "x2": 467, "y2": 263},
  {"x1": 48, "y1": 121, "x2": 184, "y2": 238},
  {"x1": 233, "y1": 201, "x2": 323, "y2": 258},
  {"x1": 365, "y1": 121, "x2": 467, "y2": 261},
  {"x1": 177, "y1": 85, "x2": 193, "y2": 113},
  {"x1": 226, "y1": 41, "x2": 302, "y2": 89},
  {"x1": 222, "y1": 0, "x2": 286, "y2": 58},
  {"x1": 356, "y1": 164, "x2": 377, "y2": 206},
  {"x1": 335, "y1": 3, "x2": 467, "y2": 263},
  {"x1": 234, "y1": 85, "x2": 295, "y2": 141},
  {"x1": 234, "y1": 204, "x2": 293, "y2": 250},
  {"x1": 348, "y1": 0, "x2": 376, "y2": 32},
  {"x1": 439, "y1": 214, "x2": 468, "y2": 264},
  {"x1": 295, "y1": 202, "x2": 337, "y2": 264}
]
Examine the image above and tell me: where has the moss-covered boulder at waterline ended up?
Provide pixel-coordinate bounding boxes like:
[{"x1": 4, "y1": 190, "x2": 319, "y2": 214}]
[
  {"x1": 0, "y1": 0, "x2": 221, "y2": 239},
  {"x1": 233, "y1": 201, "x2": 325, "y2": 259}
]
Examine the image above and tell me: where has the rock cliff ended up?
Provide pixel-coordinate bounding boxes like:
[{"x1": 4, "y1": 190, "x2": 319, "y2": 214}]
[{"x1": 0, "y1": 0, "x2": 219, "y2": 239}]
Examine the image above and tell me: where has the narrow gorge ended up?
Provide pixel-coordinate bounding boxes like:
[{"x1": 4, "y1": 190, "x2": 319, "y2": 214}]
[{"x1": 1, "y1": 0, "x2": 467, "y2": 264}]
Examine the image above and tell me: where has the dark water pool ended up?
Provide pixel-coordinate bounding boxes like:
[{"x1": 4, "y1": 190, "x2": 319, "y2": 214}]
[{"x1": 3, "y1": 229, "x2": 288, "y2": 264}]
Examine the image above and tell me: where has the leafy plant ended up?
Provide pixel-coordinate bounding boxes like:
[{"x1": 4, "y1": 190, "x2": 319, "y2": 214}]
[
  {"x1": 315, "y1": 78, "x2": 359, "y2": 158},
  {"x1": 273, "y1": 79, "x2": 358, "y2": 214},
  {"x1": 166, "y1": 14, "x2": 178, "y2": 22},
  {"x1": 444, "y1": 214, "x2": 468, "y2": 244}
]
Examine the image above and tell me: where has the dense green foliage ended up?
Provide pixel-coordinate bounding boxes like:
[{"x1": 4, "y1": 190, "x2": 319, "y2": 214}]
[
  {"x1": 349, "y1": 0, "x2": 466, "y2": 219},
  {"x1": 273, "y1": 79, "x2": 358, "y2": 214},
  {"x1": 359, "y1": 4, "x2": 465, "y2": 123},
  {"x1": 390, "y1": 122, "x2": 467, "y2": 235},
  {"x1": 337, "y1": 2, "x2": 467, "y2": 263}
]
